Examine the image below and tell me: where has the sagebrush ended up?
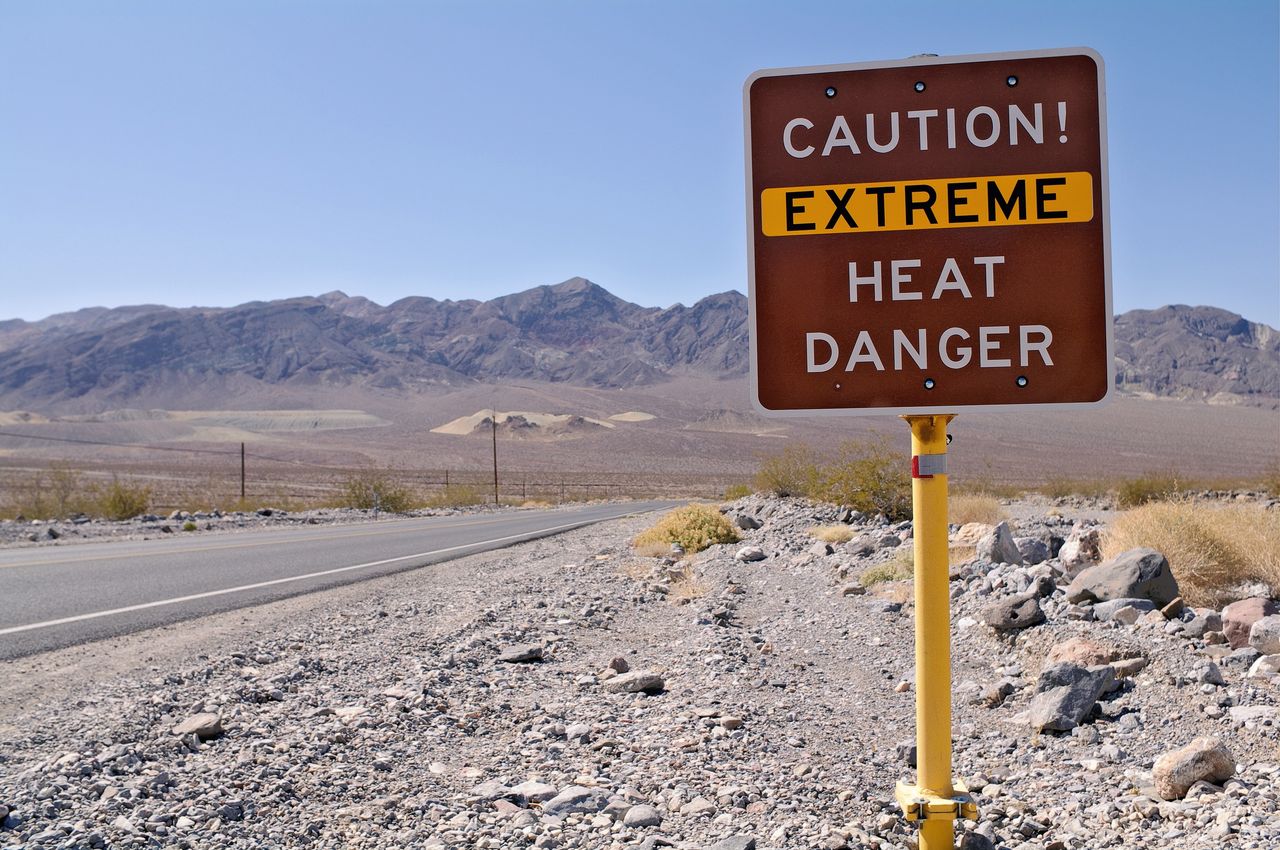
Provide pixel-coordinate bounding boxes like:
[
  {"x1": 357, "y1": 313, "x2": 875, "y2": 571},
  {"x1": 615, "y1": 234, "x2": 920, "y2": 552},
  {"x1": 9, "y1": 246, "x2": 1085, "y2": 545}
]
[
  {"x1": 632, "y1": 503, "x2": 739, "y2": 555},
  {"x1": 336, "y1": 469, "x2": 416, "y2": 512},
  {"x1": 753, "y1": 438, "x2": 911, "y2": 521}
]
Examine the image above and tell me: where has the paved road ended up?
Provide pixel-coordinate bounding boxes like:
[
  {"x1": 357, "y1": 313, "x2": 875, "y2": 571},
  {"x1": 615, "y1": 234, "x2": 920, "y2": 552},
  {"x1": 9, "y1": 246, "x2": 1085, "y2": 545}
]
[{"x1": 0, "y1": 502, "x2": 675, "y2": 659}]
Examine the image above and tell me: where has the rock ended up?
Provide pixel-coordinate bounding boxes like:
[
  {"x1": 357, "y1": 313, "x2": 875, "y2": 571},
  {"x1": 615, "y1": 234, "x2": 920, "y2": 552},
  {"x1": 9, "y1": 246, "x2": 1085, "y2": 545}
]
[
  {"x1": 1247, "y1": 654, "x2": 1280, "y2": 679},
  {"x1": 1065, "y1": 548, "x2": 1179, "y2": 607},
  {"x1": 1221, "y1": 597, "x2": 1279, "y2": 649},
  {"x1": 1092, "y1": 598, "x2": 1156, "y2": 621},
  {"x1": 1109, "y1": 656, "x2": 1149, "y2": 678},
  {"x1": 1111, "y1": 605, "x2": 1143, "y2": 626},
  {"x1": 497, "y1": 643, "x2": 544, "y2": 663},
  {"x1": 542, "y1": 786, "x2": 611, "y2": 816},
  {"x1": 1247, "y1": 614, "x2": 1280, "y2": 654},
  {"x1": 953, "y1": 522, "x2": 993, "y2": 546},
  {"x1": 708, "y1": 837, "x2": 757, "y2": 850},
  {"x1": 1015, "y1": 536, "x2": 1051, "y2": 566},
  {"x1": 170, "y1": 712, "x2": 223, "y2": 741},
  {"x1": 603, "y1": 670, "x2": 665, "y2": 694},
  {"x1": 509, "y1": 781, "x2": 558, "y2": 803},
  {"x1": 977, "y1": 522, "x2": 1022, "y2": 565},
  {"x1": 1161, "y1": 596, "x2": 1185, "y2": 619},
  {"x1": 840, "y1": 583, "x2": 866, "y2": 596},
  {"x1": 735, "y1": 514, "x2": 762, "y2": 530},
  {"x1": 1183, "y1": 609, "x2": 1223, "y2": 638},
  {"x1": 1027, "y1": 663, "x2": 1115, "y2": 732},
  {"x1": 735, "y1": 546, "x2": 766, "y2": 562},
  {"x1": 1058, "y1": 526, "x2": 1102, "y2": 572},
  {"x1": 981, "y1": 594, "x2": 1045, "y2": 631},
  {"x1": 959, "y1": 831, "x2": 997, "y2": 850},
  {"x1": 608, "y1": 656, "x2": 630, "y2": 673},
  {"x1": 623, "y1": 804, "x2": 663, "y2": 827},
  {"x1": 1152, "y1": 737, "x2": 1235, "y2": 800},
  {"x1": 1043, "y1": 637, "x2": 1121, "y2": 668}
]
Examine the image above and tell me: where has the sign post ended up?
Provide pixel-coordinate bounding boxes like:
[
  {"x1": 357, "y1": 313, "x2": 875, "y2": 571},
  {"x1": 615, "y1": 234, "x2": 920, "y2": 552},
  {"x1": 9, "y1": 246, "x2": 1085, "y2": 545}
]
[{"x1": 744, "y1": 49, "x2": 1111, "y2": 850}]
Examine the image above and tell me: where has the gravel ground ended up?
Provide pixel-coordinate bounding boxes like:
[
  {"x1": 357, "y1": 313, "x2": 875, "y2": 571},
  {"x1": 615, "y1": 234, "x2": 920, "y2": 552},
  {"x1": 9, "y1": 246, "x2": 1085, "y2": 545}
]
[{"x1": 0, "y1": 496, "x2": 1276, "y2": 850}]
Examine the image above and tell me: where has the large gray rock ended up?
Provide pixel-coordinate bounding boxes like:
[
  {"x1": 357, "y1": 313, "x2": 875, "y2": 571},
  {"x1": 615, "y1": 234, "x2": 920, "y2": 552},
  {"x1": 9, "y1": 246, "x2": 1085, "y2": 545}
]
[
  {"x1": 497, "y1": 643, "x2": 543, "y2": 663},
  {"x1": 1222, "y1": 597, "x2": 1280, "y2": 649},
  {"x1": 1092, "y1": 598, "x2": 1156, "y2": 621},
  {"x1": 541, "y1": 786, "x2": 612, "y2": 816},
  {"x1": 1152, "y1": 737, "x2": 1235, "y2": 800},
  {"x1": 622, "y1": 804, "x2": 663, "y2": 827},
  {"x1": 1059, "y1": 526, "x2": 1102, "y2": 573},
  {"x1": 1065, "y1": 548, "x2": 1179, "y2": 607},
  {"x1": 1027, "y1": 663, "x2": 1115, "y2": 732},
  {"x1": 1015, "y1": 537, "x2": 1051, "y2": 566},
  {"x1": 981, "y1": 594, "x2": 1045, "y2": 631},
  {"x1": 977, "y1": 522, "x2": 1022, "y2": 565},
  {"x1": 708, "y1": 838, "x2": 757, "y2": 850},
  {"x1": 171, "y1": 713, "x2": 223, "y2": 741}
]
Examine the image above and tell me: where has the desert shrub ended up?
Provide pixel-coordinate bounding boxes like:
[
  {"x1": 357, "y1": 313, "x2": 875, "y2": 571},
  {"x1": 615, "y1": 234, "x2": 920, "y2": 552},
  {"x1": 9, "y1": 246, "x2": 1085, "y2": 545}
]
[
  {"x1": 1115, "y1": 472, "x2": 1185, "y2": 508},
  {"x1": 632, "y1": 503, "x2": 739, "y2": 555},
  {"x1": 336, "y1": 469, "x2": 416, "y2": 512},
  {"x1": 860, "y1": 551, "x2": 914, "y2": 586},
  {"x1": 809, "y1": 524, "x2": 854, "y2": 543},
  {"x1": 949, "y1": 493, "x2": 1005, "y2": 526},
  {"x1": 93, "y1": 477, "x2": 152, "y2": 520},
  {"x1": 421, "y1": 484, "x2": 485, "y2": 509},
  {"x1": 754, "y1": 444, "x2": 820, "y2": 497},
  {"x1": 1102, "y1": 500, "x2": 1280, "y2": 607},
  {"x1": 815, "y1": 437, "x2": 911, "y2": 521},
  {"x1": 182, "y1": 520, "x2": 198, "y2": 532},
  {"x1": 5, "y1": 471, "x2": 51, "y2": 519},
  {"x1": 1261, "y1": 462, "x2": 1280, "y2": 499},
  {"x1": 723, "y1": 483, "x2": 752, "y2": 500}
]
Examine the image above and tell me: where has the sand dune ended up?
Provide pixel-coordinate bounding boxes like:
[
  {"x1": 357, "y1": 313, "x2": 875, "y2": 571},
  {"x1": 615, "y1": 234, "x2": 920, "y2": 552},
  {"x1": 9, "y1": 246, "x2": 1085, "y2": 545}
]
[{"x1": 432, "y1": 410, "x2": 616, "y2": 436}]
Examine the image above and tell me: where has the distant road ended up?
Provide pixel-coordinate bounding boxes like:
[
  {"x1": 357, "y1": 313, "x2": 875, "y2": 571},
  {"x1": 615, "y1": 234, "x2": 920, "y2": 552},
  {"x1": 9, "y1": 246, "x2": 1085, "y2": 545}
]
[{"x1": 0, "y1": 502, "x2": 676, "y2": 659}]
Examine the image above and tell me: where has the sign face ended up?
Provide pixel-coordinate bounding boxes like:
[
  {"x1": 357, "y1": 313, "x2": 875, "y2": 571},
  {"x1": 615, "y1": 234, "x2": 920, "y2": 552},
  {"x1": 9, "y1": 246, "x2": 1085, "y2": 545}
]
[{"x1": 745, "y1": 48, "x2": 1112, "y2": 415}]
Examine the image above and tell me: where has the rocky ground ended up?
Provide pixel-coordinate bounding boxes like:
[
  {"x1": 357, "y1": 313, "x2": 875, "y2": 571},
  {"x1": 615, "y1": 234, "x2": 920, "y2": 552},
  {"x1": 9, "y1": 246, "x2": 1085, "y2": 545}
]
[{"x1": 0, "y1": 495, "x2": 1277, "y2": 850}]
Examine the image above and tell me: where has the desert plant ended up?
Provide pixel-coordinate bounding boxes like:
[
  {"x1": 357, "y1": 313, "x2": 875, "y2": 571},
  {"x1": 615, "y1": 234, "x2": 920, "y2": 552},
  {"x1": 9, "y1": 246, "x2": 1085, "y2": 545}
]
[
  {"x1": 949, "y1": 493, "x2": 1006, "y2": 526},
  {"x1": 754, "y1": 444, "x2": 821, "y2": 497},
  {"x1": 93, "y1": 477, "x2": 152, "y2": 520},
  {"x1": 5, "y1": 470, "x2": 51, "y2": 519},
  {"x1": 421, "y1": 484, "x2": 485, "y2": 509},
  {"x1": 1115, "y1": 471, "x2": 1185, "y2": 508},
  {"x1": 809, "y1": 524, "x2": 854, "y2": 543},
  {"x1": 632, "y1": 503, "x2": 739, "y2": 556},
  {"x1": 1102, "y1": 500, "x2": 1280, "y2": 607},
  {"x1": 336, "y1": 469, "x2": 416, "y2": 513},
  {"x1": 723, "y1": 483, "x2": 752, "y2": 500},
  {"x1": 182, "y1": 520, "x2": 198, "y2": 532},
  {"x1": 816, "y1": 437, "x2": 912, "y2": 521},
  {"x1": 860, "y1": 551, "x2": 914, "y2": 585}
]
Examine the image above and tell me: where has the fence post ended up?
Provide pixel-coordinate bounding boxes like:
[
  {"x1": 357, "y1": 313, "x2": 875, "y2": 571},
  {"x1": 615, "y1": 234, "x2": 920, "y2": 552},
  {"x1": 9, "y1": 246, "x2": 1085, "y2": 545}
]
[{"x1": 240, "y1": 442, "x2": 246, "y2": 501}]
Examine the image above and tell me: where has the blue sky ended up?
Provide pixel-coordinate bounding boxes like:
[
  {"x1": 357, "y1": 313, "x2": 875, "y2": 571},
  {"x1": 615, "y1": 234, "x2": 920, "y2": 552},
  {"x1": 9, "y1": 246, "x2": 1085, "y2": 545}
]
[{"x1": 2, "y1": 0, "x2": 1277, "y2": 325}]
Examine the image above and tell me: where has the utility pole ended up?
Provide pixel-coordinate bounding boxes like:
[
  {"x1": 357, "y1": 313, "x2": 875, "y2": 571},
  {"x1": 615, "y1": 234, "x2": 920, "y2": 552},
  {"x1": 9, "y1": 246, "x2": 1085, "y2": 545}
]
[
  {"x1": 240, "y1": 442, "x2": 246, "y2": 501},
  {"x1": 491, "y1": 408, "x2": 499, "y2": 505}
]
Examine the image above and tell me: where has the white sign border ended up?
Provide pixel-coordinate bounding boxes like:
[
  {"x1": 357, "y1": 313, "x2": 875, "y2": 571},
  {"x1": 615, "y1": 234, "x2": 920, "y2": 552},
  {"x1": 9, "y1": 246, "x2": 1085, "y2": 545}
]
[{"x1": 743, "y1": 47, "x2": 1114, "y2": 418}]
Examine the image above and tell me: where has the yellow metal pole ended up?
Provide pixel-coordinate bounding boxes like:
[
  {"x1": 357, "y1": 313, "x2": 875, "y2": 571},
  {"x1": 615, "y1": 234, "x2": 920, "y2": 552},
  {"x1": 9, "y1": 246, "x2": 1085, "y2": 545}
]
[{"x1": 904, "y1": 413, "x2": 958, "y2": 850}]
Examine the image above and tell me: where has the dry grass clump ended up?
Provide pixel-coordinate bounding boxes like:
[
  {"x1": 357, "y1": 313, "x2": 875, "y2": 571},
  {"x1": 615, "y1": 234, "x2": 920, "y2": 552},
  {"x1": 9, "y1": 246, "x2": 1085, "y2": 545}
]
[
  {"x1": 754, "y1": 438, "x2": 911, "y2": 521},
  {"x1": 860, "y1": 551, "x2": 914, "y2": 586},
  {"x1": 336, "y1": 468, "x2": 417, "y2": 512},
  {"x1": 723, "y1": 483, "x2": 752, "y2": 500},
  {"x1": 1103, "y1": 500, "x2": 1280, "y2": 607},
  {"x1": 809, "y1": 524, "x2": 854, "y2": 544},
  {"x1": 949, "y1": 493, "x2": 1005, "y2": 526},
  {"x1": 632, "y1": 503, "x2": 739, "y2": 556}
]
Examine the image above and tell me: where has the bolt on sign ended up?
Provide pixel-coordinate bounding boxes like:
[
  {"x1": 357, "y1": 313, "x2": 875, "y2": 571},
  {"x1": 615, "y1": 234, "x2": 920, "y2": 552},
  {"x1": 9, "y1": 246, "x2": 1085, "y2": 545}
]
[{"x1": 744, "y1": 49, "x2": 1113, "y2": 415}]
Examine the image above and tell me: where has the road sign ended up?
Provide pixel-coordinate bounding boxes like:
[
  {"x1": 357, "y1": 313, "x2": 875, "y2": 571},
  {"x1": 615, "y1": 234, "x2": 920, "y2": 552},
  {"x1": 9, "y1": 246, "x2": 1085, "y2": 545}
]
[{"x1": 744, "y1": 49, "x2": 1112, "y2": 415}]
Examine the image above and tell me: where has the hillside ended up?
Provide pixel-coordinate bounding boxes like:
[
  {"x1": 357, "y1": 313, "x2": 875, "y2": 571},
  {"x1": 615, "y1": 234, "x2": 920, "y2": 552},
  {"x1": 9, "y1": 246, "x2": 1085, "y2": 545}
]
[{"x1": 0, "y1": 280, "x2": 1274, "y2": 411}]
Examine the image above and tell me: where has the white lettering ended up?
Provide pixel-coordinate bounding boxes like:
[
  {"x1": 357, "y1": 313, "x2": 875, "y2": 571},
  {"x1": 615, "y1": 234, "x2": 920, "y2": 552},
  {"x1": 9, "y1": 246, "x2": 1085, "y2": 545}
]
[
  {"x1": 893, "y1": 329, "x2": 927, "y2": 370},
  {"x1": 965, "y1": 106, "x2": 1000, "y2": 147},
  {"x1": 822, "y1": 115, "x2": 861, "y2": 156},
  {"x1": 783, "y1": 118, "x2": 815, "y2": 158},
  {"x1": 979, "y1": 326, "x2": 1012, "y2": 367},
  {"x1": 806, "y1": 332, "x2": 838, "y2": 372},
  {"x1": 848, "y1": 261, "x2": 883, "y2": 302},
  {"x1": 844, "y1": 331, "x2": 884, "y2": 371},
  {"x1": 890, "y1": 259, "x2": 922, "y2": 301},
  {"x1": 1008, "y1": 103, "x2": 1043, "y2": 145},
  {"x1": 973, "y1": 255, "x2": 1005, "y2": 297},
  {"x1": 931, "y1": 258, "x2": 971, "y2": 299},
  {"x1": 865, "y1": 111, "x2": 900, "y2": 153},
  {"x1": 1020, "y1": 325, "x2": 1054, "y2": 366},
  {"x1": 939, "y1": 327, "x2": 971, "y2": 368},
  {"x1": 907, "y1": 109, "x2": 938, "y2": 150}
]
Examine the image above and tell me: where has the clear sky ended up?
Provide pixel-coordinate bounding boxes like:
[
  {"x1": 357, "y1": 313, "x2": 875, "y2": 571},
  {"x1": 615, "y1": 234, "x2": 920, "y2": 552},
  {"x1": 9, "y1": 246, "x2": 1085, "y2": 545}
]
[{"x1": 2, "y1": 0, "x2": 1277, "y2": 325}]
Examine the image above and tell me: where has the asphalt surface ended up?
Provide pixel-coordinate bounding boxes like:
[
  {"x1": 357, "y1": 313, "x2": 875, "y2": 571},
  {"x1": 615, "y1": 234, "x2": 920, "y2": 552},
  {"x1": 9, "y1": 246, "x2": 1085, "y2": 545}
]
[{"x1": 0, "y1": 501, "x2": 676, "y2": 659}]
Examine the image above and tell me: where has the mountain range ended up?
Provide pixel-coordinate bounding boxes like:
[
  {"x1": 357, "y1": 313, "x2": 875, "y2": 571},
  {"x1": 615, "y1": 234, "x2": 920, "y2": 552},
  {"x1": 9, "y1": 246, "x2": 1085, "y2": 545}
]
[{"x1": 0, "y1": 277, "x2": 1275, "y2": 410}]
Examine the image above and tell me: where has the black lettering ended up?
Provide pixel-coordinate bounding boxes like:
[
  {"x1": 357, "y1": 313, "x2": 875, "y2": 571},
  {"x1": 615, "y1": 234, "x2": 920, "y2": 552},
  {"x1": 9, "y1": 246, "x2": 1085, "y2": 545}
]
[
  {"x1": 904, "y1": 184, "x2": 938, "y2": 225},
  {"x1": 785, "y1": 191, "x2": 816, "y2": 231},
  {"x1": 866, "y1": 185, "x2": 895, "y2": 228},
  {"x1": 1036, "y1": 177, "x2": 1069, "y2": 219},
  {"x1": 824, "y1": 188, "x2": 857, "y2": 229},
  {"x1": 987, "y1": 180, "x2": 1027, "y2": 221},
  {"x1": 946, "y1": 181, "x2": 979, "y2": 223}
]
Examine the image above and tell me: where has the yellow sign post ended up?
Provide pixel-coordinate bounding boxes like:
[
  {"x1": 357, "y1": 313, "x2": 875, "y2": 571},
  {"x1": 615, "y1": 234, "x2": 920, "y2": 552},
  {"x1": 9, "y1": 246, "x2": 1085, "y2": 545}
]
[{"x1": 895, "y1": 414, "x2": 977, "y2": 850}]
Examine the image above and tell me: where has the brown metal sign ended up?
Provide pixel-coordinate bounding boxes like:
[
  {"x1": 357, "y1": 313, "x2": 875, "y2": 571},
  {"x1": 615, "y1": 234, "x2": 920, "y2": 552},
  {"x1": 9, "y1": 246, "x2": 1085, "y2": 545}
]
[{"x1": 745, "y1": 49, "x2": 1112, "y2": 415}]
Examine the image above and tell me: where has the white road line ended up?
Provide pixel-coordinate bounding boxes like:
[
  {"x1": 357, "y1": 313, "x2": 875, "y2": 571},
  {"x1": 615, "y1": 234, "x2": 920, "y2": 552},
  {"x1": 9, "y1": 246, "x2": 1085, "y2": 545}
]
[{"x1": 0, "y1": 514, "x2": 620, "y2": 637}]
